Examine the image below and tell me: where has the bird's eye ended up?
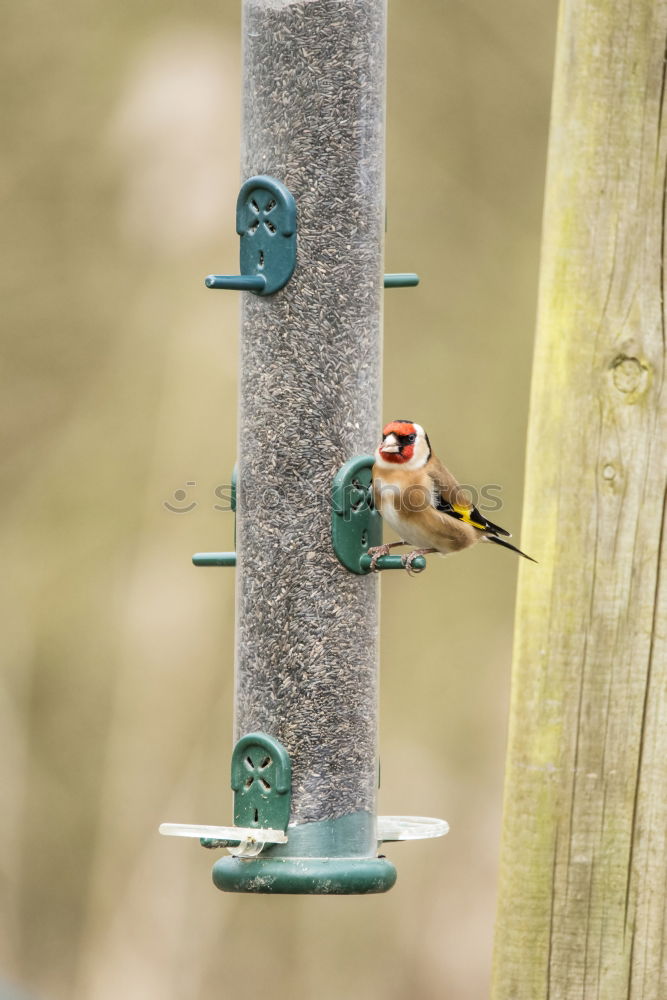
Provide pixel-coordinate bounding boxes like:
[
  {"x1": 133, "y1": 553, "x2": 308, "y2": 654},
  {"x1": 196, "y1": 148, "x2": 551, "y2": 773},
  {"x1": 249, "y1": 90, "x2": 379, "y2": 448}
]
[{"x1": 407, "y1": 433, "x2": 416, "y2": 443}]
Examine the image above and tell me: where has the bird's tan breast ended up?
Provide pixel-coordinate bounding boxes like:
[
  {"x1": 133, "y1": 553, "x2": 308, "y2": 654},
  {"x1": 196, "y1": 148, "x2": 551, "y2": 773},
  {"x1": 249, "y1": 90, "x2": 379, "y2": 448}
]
[
  {"x1": 373, "y1": 465, "x2": 433, "y2": 515},
  {"x1": 373, "y1": 465, "x2": 479, "y2": 553}
]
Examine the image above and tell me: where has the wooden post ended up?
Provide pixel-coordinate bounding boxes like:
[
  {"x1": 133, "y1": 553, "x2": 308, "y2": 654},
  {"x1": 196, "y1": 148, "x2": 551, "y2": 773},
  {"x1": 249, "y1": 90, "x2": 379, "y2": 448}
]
[{"x1": 492, "y1": 0, "x2": 667, "y2": 996}]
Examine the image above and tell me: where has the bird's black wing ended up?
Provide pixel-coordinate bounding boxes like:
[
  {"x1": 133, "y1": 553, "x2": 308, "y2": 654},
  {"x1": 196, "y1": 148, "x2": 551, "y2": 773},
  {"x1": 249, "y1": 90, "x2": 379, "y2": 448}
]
[
  {"x1": 433, "y1": 494, "x2": 512, "y2": 538},
  {"x1": 426, "y1": 456, "x2": 512, "y2": 537}
]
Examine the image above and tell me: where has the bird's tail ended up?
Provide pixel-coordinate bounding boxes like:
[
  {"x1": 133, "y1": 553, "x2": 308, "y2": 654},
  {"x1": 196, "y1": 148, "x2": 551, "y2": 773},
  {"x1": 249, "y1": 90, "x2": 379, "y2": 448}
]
[{"x1": 486, "y1": 534, "x2": 537, "y2": 563}]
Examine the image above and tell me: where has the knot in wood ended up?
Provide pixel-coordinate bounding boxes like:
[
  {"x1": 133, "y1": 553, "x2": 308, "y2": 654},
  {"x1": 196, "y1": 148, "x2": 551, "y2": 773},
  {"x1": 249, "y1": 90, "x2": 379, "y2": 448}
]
[{"x1": 609, "y1": 354, "x2": 649, "y2": 402}]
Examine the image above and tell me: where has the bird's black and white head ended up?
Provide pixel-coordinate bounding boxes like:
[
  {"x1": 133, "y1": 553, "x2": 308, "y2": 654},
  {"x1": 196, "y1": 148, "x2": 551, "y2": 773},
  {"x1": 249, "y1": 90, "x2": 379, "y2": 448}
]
[{"x1": 375, "y1": 419, "x2": 431, "y2": 470}]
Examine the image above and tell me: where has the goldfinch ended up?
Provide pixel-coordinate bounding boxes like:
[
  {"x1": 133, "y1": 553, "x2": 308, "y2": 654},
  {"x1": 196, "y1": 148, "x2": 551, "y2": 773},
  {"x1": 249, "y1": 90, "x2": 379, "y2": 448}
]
[{"x1": 370, "y1": 419, "x2": 535, "y2": 572}]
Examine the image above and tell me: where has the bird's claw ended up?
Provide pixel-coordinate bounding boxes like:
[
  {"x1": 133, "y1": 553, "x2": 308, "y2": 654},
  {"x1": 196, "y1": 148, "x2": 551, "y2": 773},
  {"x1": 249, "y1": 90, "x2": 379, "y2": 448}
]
[
  {"x1": 367, "y1": 544, "x2": 391, "y2": 572},
  {"x1": 402, "y1": 550, "x2": 427, "y2": 575}
]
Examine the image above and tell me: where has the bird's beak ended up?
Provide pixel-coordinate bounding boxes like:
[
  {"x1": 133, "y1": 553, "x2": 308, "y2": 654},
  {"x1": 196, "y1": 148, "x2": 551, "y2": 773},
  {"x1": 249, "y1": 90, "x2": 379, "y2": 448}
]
[{"x1": 381, "y1": 433, "x2": 400, "y2": 454}]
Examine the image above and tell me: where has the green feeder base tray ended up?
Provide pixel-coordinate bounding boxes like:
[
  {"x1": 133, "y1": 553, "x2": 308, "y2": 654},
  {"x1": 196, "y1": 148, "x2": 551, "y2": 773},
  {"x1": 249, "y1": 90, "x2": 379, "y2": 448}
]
[{"x1": 212, "y1": 855, "x2": 397, "y2": 895}]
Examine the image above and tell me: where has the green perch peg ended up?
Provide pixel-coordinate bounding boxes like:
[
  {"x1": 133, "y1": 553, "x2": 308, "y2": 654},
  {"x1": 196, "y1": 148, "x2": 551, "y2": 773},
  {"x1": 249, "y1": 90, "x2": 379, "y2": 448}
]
[
  {"x1": 206, "y1": 273, "x2": 418, "y2": 291},
  {"x1": 205, "y1": 274, "x2": 266, "y2": 292},
  {"x1": 207, "y1": 273, "x2": 418, "y2": 290},
  {"x1": 383, "y1": 273, "x2": 419, "y2": 287},
  {"x1": 200, "y1": 836, "x2": 244, "y2": 849},
  {"x1": 193, "y1": 552, "x2": 237, "y2": 567},
  {"x1": 192, "y1": 551, "x2": 424, "y2": 572},
  {"x1": 359, "y1": 553, "x2": 426, "y2": 572}
]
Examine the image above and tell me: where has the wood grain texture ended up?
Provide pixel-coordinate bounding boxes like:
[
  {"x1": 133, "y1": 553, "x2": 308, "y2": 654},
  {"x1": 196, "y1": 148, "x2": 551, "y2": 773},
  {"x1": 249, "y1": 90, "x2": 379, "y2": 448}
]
[{"x1": 492, "y1": 1, "x2": 667, "y2": 997}]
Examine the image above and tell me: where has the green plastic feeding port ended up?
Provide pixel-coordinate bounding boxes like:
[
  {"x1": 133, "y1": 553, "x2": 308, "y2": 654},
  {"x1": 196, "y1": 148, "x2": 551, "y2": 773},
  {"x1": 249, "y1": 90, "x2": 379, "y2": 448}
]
[
  {"x1": 230, "y1": 733, "x2": 292, "y2": 831},
  {"x1": 205, "y1": 175, "x2": 297, "y2": 296},
  {"x1": 331, "y1": 455, "x2": 427, "y2": 574}
]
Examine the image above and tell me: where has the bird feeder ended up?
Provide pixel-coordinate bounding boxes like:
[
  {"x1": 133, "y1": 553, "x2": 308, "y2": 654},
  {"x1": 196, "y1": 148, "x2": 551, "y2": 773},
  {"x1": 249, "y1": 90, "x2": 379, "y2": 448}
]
[{"x1": 160, "y1": 0, "x2": 447, "y2": 894}]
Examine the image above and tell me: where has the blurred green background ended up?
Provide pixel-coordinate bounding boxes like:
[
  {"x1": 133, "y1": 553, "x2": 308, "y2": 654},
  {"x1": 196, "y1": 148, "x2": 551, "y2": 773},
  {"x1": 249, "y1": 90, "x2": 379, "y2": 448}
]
[{"x1": 1, "y1": 1, "x2": 557, "y2": 997}]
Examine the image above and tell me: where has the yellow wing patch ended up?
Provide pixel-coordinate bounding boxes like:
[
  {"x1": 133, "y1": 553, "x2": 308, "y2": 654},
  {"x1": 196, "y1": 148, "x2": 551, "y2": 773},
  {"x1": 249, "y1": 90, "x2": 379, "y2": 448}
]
[{"x1": 452, "y1": 504, "x2": 488, "y2": 531}]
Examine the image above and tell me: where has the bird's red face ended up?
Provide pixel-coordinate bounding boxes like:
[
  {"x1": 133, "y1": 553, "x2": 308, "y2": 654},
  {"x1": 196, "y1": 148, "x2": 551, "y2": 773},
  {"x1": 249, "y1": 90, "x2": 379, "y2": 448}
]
[{"x1": 379, "y1": 420, "x2": 418, "y2": 463}]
